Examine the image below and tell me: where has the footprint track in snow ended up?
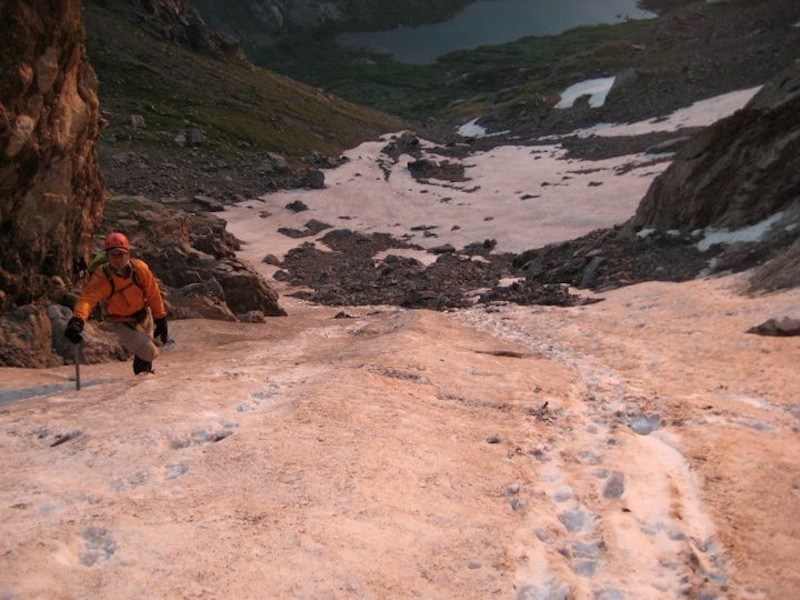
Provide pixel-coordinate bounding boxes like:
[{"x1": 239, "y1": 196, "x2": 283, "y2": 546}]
[{"x1": 453, "y1": 306, "x2": 731, "y2": 598}]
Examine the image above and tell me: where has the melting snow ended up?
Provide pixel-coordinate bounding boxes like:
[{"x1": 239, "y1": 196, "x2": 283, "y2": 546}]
[
  {"x1": 555, "y1": 76, "x2": 616, "y2": 109},
  {"x1": 696, "y1": 212, "x2": 786, "y2": 251}
]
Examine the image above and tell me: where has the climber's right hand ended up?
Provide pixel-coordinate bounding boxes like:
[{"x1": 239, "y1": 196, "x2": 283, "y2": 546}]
[{"x1": 64, "y1": 317, "x2": 84, "y2": 344}]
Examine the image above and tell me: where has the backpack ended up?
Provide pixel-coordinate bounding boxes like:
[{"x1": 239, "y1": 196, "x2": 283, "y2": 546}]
[
  {"x1": 87, "y1": 250, "x2": 108, "y2": 276},
  {"x1": 88, "y1": 252, "x2": 146, "y2": 320}
]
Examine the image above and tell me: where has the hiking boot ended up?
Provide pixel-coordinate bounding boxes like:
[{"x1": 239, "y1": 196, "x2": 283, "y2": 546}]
[{"x1": 133, "y1": 356, "x2": 153, "y2": 375}]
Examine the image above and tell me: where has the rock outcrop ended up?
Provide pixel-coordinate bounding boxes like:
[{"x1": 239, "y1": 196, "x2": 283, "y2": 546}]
[
  {"x1": 633, "y1": 60, "x2": 800, "y2": 292},
  {"x1": 0, "y1": 0, "x2": 105, "y2": 307},
  {"x1": 190, "y1": 0, "x2": 343, "y2": 44},
  {"x1": 122, "y1": 0, "x2": 245, "y2": 60},
  {"x1": 633, "y1": 62, "x2": 800, "y2": 232}
]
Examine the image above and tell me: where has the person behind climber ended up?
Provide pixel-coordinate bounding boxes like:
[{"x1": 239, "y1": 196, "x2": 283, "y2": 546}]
[{"x1": 64, "y1": 232, "x2": 169, "y2": 375}]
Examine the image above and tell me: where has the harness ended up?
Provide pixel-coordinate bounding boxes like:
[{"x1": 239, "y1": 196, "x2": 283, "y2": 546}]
[
  {"x1": 100, "y1": 261, "x2": 148, "y2": 324},
  {"x1": 102, "y1": 261, "x2": 144, "y2": 297}
]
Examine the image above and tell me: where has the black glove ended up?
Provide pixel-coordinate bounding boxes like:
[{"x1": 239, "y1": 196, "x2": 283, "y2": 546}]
[
  {"x1": 154, "y1": 317, "x2": 169, "y2": 344},
  {"x1": 64, "y1": 317, "x2": 84, "y2": 344}
]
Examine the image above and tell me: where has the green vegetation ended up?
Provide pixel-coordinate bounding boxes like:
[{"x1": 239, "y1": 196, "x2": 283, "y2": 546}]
[
  {"x1": 248, "y1": 19, "x2": 654, "y2": 124},
  {"x1": 82, "y1": 2, "x2": 405, "y2": 168}
]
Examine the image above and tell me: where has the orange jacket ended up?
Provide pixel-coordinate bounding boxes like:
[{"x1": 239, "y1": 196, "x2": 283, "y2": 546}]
[{"x1": 73, "y1": 258, "x2": 167, "y2": 322}]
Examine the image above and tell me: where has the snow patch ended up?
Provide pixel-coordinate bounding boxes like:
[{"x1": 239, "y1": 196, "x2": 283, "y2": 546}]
[
  {"x1": 555, "y1": 77, "x2": 616, "y2": 109},
  {"x1": 458, "y1": 118, "x2": 486, "y2": 137},
  {"x1": 574, "y1": 87, "x2": 762, "y2": 137},
  {"x1": 696, "y1": 212, "x2": 785, "y2": 252},
  {"x1": 457, "y1": 118, "x2": 510, "y2": 138}
]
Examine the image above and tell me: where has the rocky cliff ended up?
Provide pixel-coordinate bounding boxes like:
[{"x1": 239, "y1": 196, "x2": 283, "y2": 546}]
[
  {"x1": 0, "y1": 0, "x2": 105, "y2": 308},
  {"x1": 122, "y1": 0, "x2": 244, "y2": 59},
  {"x1": 633, "y1": 63, "x2": 800, "y2": 232},
  {"x1": 191, "y1": 0, "x2": 337, "y2": 42}
]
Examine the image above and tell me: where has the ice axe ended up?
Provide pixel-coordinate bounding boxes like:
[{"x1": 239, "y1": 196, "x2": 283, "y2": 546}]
[{"x1": 74, "y1": 340, "x2": 83, "y2": 391}]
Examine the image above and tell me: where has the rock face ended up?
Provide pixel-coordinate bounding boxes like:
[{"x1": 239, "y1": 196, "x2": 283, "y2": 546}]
[
  {"x1": 632, "y1": 60, "x2": 800, "y2": 291},
  {"x1": 633, "y1": 61, "x2": 800, "y2": 232},
  {"x1": 123, "y1": 0, "x2": 244, "y2": 59},
  {"x1": 0, "y1": 0, "x2": 105, "y2": 306},
  {"x1": 190, "y1": 0, "x2": 343, "y2": 43}
]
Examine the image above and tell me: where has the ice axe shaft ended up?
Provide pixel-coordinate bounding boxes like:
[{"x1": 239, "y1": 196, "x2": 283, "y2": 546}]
[{"x1": 74, "y1": 342, "x2": 81, "y2": 391}]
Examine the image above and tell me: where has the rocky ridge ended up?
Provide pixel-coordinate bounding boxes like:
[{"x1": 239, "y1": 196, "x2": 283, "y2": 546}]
[{"x1": 190, "y1": 0, "x2": 475, "y2": 45}]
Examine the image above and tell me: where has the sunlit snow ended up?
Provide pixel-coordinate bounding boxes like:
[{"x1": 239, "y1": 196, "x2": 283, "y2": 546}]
[{"x1": 225, "y1": 86, "x2": 765, "y2": 277}]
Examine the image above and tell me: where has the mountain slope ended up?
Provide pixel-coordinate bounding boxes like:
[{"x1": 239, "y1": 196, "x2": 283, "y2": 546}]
[
  {"x1": 82, "y1": 0, "x2": 406, "y2": 200},
  {"x1": 235, "y1": 0, "x2": 800, "y2": 130}
]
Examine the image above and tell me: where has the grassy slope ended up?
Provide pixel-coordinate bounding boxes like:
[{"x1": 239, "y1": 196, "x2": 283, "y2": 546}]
[{"x1": 82, "y1": 1, "x2": 406, "y2": 169}]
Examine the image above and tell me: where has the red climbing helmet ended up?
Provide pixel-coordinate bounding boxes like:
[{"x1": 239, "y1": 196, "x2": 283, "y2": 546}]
[{"x1": 103, "y1": 232, "x2": 131, "y2": 252}]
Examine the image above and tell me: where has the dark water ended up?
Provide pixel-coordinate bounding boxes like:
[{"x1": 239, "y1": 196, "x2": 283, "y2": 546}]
[{"x1": 337, "y1": 0, "x2": 655, "y2": 64}]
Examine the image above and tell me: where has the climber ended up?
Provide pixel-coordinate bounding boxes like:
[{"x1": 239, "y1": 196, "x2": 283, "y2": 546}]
[{"x1": 64, "y1": 232, "x2": 169, "y2": 374}]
